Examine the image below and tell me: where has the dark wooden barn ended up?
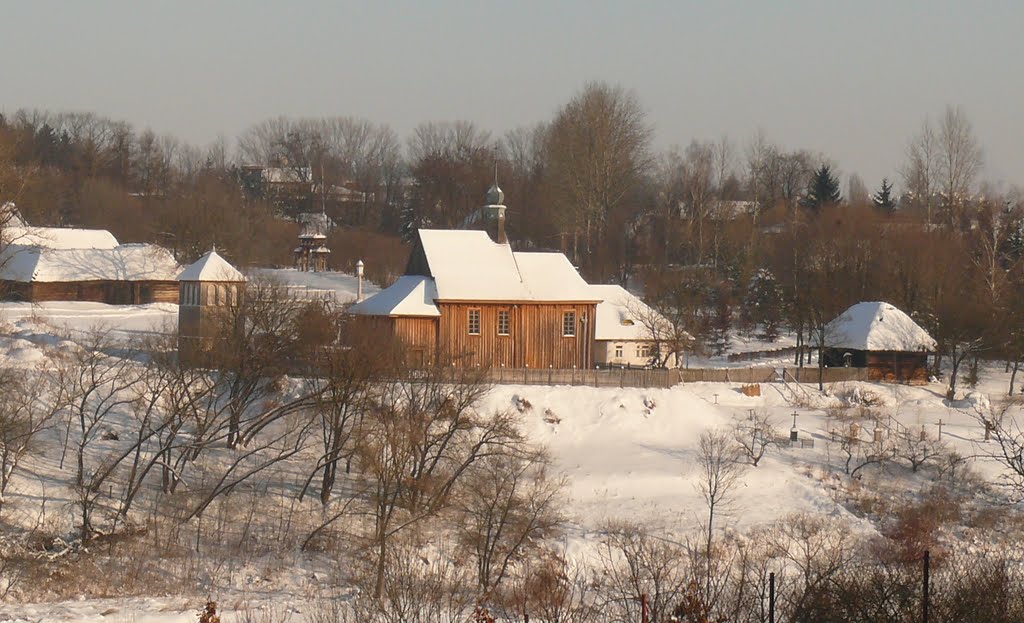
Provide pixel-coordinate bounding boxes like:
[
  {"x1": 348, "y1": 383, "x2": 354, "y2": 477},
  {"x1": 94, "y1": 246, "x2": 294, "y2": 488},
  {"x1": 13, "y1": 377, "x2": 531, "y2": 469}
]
[
  {"x1": 0, "y1": 221, "x2": 180, "y2": 305},
  {"x1": 822, "y1": 301, "x2": 936, "y2": 383}
]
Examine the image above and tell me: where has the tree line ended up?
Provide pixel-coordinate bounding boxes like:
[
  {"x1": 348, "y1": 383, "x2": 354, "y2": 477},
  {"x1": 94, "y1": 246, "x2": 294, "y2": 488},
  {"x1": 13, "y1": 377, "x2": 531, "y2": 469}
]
[{"x1": 2, "y1": 86, "x2": 1022, "y2": 390}]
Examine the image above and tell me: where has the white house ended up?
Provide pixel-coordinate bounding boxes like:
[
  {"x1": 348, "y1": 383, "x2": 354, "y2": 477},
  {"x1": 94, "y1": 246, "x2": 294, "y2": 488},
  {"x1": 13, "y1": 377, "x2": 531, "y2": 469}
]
[{"x1": 590, "y1": 284, "x2": 681, "y2": 368}]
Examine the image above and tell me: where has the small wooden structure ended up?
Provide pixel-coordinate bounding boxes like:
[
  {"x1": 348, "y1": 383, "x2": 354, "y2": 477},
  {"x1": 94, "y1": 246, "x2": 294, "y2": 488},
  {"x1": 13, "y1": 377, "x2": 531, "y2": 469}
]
[
  {"x1": 822, "y1": 301, "x2": 935, "y2": 383},
  {"x1": 177, "y1": 250, "x2": 246, "y2": 364},
  {"x1": 293, "y1": 213, "x2": 331, "y2": 272}
]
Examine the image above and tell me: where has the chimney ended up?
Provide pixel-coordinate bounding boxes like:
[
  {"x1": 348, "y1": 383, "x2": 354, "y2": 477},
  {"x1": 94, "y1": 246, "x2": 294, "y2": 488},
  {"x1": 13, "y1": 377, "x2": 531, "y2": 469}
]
[{"x1": 356, "y1": 259, "x2": 365, "y2": 302}]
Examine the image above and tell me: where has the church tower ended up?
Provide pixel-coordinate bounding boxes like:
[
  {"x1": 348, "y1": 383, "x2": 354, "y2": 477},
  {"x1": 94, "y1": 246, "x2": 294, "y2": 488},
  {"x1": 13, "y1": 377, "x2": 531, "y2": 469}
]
[
  {"x1": 177, "y1": 249, "x2": 247, "y2": 364},
  {"x1": 482, "y1": 165, "x2": 507, "y2": 244}
]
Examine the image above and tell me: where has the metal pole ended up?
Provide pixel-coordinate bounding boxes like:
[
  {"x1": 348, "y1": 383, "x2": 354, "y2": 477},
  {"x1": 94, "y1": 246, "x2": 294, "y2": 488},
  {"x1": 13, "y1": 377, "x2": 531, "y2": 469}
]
[
  {"x1": 923, "y1": 550, "x2": 930, "y2": 623},
  {"x1": 769, "y1": 572, "x2": 776, "y2": 623}
]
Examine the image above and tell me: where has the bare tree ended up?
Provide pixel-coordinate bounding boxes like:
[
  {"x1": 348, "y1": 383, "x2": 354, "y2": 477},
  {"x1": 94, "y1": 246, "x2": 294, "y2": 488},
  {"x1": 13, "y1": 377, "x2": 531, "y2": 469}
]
[
  {"x1": 937, "y1": 105, "x2": 983, "y2": 228},
  {"x1": 357, "y1": 361, "x2": 522, "y2": 598},
  {"x1": 0, "y1": 367, "x2": 61, "y2": 512},
  {"x1": 895, "y1": 428, "x2": 945, "y2": 473},
  {"x1": 731, "y1": 410, "x2": 778, "y2": 467},
  {"x1": 546, "y1": 81, "x2": 652, "y2": 265},
  {"x1": 970, "y1": 396, "x2": 1024, "y2": 497},
  {"x1": 455, "y1": 450, "x2": 565, "y2": 593},
  {"x1": 596, "y1": 522, "x2": 689, "y2": 623},
  {"x1": 901, "y1": 118, "x2": 941, "y2": 224},
  {"x1": 695, "y1": 428, "x2": 744, "y2": 603},
  {"x1": 52, "y1": 330, "x2": 144, "y2": 541}
]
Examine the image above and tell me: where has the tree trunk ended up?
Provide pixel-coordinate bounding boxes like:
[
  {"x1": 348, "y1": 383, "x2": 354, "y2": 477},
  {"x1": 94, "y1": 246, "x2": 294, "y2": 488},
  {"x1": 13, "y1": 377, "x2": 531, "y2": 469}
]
[{"x1": 1010, "y1": 358, "x2": 1020, "y2": 396}]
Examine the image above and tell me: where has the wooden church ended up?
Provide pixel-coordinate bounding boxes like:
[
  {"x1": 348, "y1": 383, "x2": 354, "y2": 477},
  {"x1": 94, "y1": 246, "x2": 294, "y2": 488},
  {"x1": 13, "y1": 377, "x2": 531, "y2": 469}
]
[{"x1": 350, "y1": 183, "x2": 601, "y2": 368}]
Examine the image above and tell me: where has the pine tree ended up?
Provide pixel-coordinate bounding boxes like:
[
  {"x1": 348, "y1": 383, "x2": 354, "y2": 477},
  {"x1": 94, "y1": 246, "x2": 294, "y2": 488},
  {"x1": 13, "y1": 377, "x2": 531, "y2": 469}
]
[
  {"x1": 872, "y1": 178, "x2": 897, "y2": 213},
  {"x1": 805, "y1": 164, "x2": 842, "y2": 211},
  {"x1": 744, "y1": 269, "x2": 783, "y2": 341}
]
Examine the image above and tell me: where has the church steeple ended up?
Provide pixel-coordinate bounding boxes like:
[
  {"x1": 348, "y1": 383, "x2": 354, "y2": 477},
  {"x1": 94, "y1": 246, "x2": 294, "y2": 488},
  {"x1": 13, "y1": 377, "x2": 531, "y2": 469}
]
[{"x1": 483, "y1": 161, "x2": 507, "y2": 244}]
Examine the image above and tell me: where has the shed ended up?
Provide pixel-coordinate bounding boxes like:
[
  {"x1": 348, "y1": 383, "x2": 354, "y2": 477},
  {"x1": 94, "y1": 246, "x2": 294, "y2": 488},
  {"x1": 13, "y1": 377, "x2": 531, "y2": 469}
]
[
  {"x1": 822, "y1": 301, "x2": 936, "y2": 383},
  {"x1": 0, "y1": 222, "x2": 180, "y2": 304}
]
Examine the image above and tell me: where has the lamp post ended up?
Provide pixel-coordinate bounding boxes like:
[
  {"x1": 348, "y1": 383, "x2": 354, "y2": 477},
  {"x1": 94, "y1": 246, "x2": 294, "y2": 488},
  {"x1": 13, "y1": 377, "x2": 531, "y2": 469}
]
[{"x1": 356, "y1": 259, "x2": 364, "y2": 302}]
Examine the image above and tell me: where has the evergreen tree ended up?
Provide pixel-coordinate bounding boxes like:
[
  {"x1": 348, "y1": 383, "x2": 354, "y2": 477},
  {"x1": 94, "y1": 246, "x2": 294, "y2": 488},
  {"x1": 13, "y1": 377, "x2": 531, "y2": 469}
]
[
  {"x1": 872, "y1": 178, "x2": 897, "y2": 213},
  {"x1": 804, "y1": 164, "x2": 842, "y2": 211},
  {"x1": 744, "y1": 269, "x2": 783, "y2": 341}
]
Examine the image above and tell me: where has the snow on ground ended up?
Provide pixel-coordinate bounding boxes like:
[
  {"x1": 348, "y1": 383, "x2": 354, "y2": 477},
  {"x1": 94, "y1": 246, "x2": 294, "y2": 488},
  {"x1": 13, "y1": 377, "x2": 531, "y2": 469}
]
[
  {"x1": 3, "y1": 314, "x2": 1024, "y2": 619},
  {"x1": 254, "y1": 268, "x2": 380, "y2": 305},
  {"x1": 0, "y1": 302, "x2": 177, "y2": 365},
  {"x1": 480, "y1": 384, "x2": 861, "y2": 540}
]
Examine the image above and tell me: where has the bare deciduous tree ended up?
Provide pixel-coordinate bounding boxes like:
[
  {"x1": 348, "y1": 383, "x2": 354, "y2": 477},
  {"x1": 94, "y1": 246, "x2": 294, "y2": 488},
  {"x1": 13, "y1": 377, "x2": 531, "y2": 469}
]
[
  {"x1": 455, "y1": 450, "x2": 565, "y2": 593},
  {"x1": 546, "y1": 81, "x2": 652, "y2": 265},
  {"x1": 358, "y1": 361, "x2": 522, "y2": 598},
  {"x1": 732, "y1": 410, "x2": 778, "y2": 467},
  {"x1": 0, "y1": 367, "x2": 60, "y2": 512},
  {"x1": 695, "y1": 428, "x2": 744, "y2": 603}
]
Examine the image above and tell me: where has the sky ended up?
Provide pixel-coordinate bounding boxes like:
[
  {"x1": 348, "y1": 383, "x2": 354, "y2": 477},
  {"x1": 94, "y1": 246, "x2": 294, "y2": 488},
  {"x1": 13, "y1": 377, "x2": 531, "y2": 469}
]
[{"x1": 1, "y1": 1, "x2": 1022, "y2": 191}]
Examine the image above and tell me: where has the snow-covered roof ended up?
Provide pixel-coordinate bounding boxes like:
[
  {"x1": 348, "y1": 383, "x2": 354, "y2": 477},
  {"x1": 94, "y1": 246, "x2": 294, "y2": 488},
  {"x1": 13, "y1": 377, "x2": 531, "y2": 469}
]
[
  {"x1": 1, "y1": 202, "x2": 26, "y2": 228},
  {"x1": 349, "y1": 275, "x2": 440, "y2": 317},
  {"x1": 513, "y1": 252, "x2": 597, "y2": 301},
  {"x1": 825, "y1": 301, "x2": 936, "y2": 352},
  {"x1": 177, "y1": 250, "x2": 246, "y2": 282},
  {"x1": 0, "y1": 243, "x2": 180, "y2": 282},
  {"x1": 590, "y1": 284, "x2": 674, "y2": 341},
  {"x1": 415, "y1": 230, "x2": 598, "y2": 302},
  {"x1": 3, "y1": 225, "x2": 119, "y2": 250},
  {"x1": 352, "y1": 230, "x2": 599, "y2": 317}
]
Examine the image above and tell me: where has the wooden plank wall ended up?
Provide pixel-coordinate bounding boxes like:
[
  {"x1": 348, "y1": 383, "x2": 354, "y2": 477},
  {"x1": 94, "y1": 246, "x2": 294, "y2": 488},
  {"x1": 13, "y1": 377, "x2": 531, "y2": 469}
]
[
  {"x1": 437, "y1": 302, "x2": 596, "y2": 369},
  {"x1": 6, "y1": 280, "x2": 180, "y2": 305}
]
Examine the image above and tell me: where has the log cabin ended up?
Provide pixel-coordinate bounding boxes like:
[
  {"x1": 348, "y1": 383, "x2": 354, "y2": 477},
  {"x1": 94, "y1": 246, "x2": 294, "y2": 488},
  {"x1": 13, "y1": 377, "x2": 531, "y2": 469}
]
[
  {"x1": 821, "y1": 301, "x2": 936, "y2": 383},
  {"x1": 0, "y1": 213, "x2": 180, "y2": 304},
  {"x1": 350, "y1": 183, "x2": 602, "y2": 368}
]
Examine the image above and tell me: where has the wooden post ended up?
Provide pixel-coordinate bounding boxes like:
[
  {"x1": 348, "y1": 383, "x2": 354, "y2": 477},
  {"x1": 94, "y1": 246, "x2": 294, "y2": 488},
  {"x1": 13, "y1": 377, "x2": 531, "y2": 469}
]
[
  {"x1": 922, "y1": 550, "x2": 930, "y2": 623},
  {"x1": 769, "y1": 571, "x2": 776, "y2": 623},
  {"x1": 641, "y1": 593, "x2": 648, "y2": 623}
]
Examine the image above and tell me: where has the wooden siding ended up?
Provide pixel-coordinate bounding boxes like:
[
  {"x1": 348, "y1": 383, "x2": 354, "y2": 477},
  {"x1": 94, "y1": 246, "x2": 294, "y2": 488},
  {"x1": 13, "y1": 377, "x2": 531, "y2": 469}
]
[
  {"x1": 437, "y1": 302, "x2": 596, "y2": 369},
  {"x1": 2, "y1": 280, "x2": 178, "y2": 304},
  {"x1": 394, "y1": 317, "x2": 438, "y2": 365}
]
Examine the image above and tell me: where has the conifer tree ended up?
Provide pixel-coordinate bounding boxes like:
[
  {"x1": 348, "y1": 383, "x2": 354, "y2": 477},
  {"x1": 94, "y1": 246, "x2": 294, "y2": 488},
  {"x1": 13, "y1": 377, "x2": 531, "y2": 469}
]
[
  {"x1": 744, "y1": 268, "x2": 783, "y2": 341},
  {"x1": 805, "y1": 164, "x2": 842, "y2": 211},
  {"x1": 872, "y1": 178, "x2": 897, "y2": 213}
]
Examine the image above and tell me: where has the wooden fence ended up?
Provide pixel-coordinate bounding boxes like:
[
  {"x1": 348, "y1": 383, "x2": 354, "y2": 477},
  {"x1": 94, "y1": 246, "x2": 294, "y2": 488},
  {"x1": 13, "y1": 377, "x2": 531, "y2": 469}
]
[{"x1": 484, "y1": 365, "x2": 869, "y2": 388}]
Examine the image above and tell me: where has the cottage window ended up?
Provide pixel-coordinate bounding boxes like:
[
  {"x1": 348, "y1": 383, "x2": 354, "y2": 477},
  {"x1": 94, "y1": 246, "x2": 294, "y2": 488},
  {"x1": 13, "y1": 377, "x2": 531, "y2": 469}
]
[
  {"x1": 562, "y1": 311, "x2": 576, "y2": 337},
  {"x1": 614, "y1": 344, "x2": 623, "y2": 358},
  {"x1": 468, "y1": 309, "x2": 481, "y2": 335},
  {"x1": 498, "y1": 310, "x2": 510, "y2": 335}
]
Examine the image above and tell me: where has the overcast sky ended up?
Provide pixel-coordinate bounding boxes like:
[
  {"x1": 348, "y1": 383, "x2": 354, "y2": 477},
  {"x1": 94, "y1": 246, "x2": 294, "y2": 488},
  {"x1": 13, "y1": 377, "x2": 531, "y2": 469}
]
[{"x1": 1, "y1": 1, "x2": 1021, "y2": 191}]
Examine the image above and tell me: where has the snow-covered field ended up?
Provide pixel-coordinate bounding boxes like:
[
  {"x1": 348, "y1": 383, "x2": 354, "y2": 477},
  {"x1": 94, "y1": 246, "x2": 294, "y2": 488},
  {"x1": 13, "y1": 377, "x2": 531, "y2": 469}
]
[{"x1": 0, "y1": 302, "x2": 1021, "y2": 620}]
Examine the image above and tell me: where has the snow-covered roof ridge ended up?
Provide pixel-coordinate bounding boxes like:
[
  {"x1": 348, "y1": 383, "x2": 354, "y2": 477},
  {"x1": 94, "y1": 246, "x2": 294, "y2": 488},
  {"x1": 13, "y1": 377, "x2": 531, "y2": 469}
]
[
  {"x1": 825, "y1": 301, "x2": 936, "y2": 352},
  {"x1": 3, "y1": 225, "x2": 119, "y2": 250},
  {"x1": 0, "y1": 243, "x2": 180, "y2": 282},
  {"x1": 177, "y1": 250, "x2": 246, "y2": 282},
  {"x1": 349, "y1": 275, "x2": 439, "y2": 317},
  {"x1": 415, "y1": 229, "x2": 598, "y2": 302}
]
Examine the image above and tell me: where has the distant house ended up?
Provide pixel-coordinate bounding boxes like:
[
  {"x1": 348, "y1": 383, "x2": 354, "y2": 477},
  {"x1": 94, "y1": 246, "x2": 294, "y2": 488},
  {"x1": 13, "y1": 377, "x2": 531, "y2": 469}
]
[
  {"x1": 351, "y1": 184, "x2": 601, "y2": 368},
  {"x1": 590, "y1": 284, "x2": 680, "y2": 368},
  {"x1": 822, "y1": 301, "x2": 936, "y2": 383},
  {"x1": 0, "y1": 215, "x2": 180, "y2": 304}
]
